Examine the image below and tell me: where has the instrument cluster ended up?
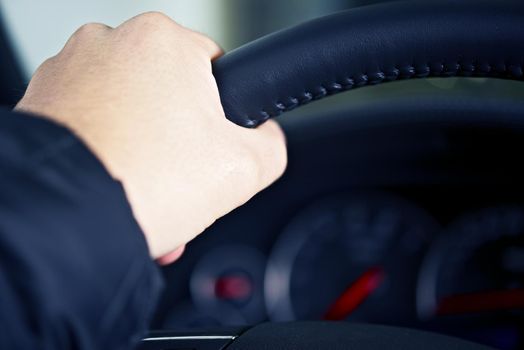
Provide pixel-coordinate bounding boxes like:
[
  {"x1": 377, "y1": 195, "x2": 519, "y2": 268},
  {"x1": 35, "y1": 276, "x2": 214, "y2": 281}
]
[
  {"x1": 154, "y1": 87, "x2": 524, "y2": 350},
  {"x1": 157, "y1": 191, "x2": 524, "y2": 350}
]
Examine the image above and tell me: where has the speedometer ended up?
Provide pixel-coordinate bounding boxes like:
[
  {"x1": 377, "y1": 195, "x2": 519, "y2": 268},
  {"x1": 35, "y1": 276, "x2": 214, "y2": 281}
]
[{"x1": 265, "y1": 193, "x2": 438, "y2": 323}]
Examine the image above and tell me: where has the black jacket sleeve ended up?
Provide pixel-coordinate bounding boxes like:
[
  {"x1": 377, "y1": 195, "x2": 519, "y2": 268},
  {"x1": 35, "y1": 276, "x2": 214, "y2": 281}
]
[{"x1": 0, "y1": 107, "x2": 164, "y2": 350}]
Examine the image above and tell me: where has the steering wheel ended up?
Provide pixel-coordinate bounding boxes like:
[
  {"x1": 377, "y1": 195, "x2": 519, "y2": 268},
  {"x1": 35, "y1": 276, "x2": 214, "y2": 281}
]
[
  {"x1": 140, "y1": 1, "x2": 523, "y2": 349},
  {"x1": 214, "y1": 0, "x2": 524, "y2": 128}
]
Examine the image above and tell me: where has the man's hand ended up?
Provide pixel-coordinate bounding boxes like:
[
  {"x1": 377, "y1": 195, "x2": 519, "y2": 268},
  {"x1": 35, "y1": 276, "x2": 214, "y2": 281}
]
[{"x1": 15, "y1": 12, "x2": 287, "y2": 263}]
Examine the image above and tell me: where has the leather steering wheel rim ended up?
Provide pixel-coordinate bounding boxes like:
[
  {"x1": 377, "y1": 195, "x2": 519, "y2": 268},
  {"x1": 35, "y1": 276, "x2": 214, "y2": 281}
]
[{"x1": 212, "y1": 0, "x2": 524, "y2": 128}]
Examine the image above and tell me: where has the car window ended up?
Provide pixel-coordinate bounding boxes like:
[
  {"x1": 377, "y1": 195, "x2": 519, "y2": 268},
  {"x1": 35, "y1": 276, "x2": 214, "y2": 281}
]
[{"x1": 0, "y1": 0, "x2": 346, "y2": 79}]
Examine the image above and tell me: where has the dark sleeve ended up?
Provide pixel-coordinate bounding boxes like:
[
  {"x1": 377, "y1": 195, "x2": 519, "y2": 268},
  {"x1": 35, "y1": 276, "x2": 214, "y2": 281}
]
[{"x1": 0, "y1": 107, "x2": 164, "y2": 350}]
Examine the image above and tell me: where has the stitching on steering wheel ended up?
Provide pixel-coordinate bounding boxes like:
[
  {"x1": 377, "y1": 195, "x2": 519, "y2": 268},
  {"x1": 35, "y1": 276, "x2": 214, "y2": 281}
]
[{"x1": 249, "y1": 61, "x2": 524, "y2": 127}]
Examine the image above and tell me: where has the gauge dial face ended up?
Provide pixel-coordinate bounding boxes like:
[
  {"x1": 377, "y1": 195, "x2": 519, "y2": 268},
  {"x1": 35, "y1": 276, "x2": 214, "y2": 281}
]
[
  {"x1": 417, "y1": 207, "x2": 524, "y2": 320},
  {"x1": 265, "y1": 194, "x2": 439, "y2": 323},
  {"x1": 190, "y1": 244, "x2": 267, "y2": 325}
]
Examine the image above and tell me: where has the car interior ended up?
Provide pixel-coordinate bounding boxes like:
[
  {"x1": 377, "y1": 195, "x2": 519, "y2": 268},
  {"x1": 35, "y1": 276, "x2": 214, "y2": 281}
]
[{"x1": 0, "y1": 1, "x2": 523, "y2": 349}]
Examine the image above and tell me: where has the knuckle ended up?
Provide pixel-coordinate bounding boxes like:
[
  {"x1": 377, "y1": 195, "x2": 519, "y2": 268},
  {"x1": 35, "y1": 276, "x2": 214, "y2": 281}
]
[
  {"x1": 193, "y1": 31, "x2": 214, "y2": 46},
  {"x1": 38, "y1": 56, "x2": 57, "y2": 70},
  {"x1": 191, "y1": 31, "x2": 222, "y2": 55},
  {"x1": 134, "y1": 11, "x2": 176, "y2": 28},
  {"x1": 31, "y1": 55, "x2": 59, "y2": 79},
  {"x1": 129, "y1": 12, "x2": 182, "y2": 43},
  {"x1": 74, "y1": 22, "x2": 109, "y2": 37}
]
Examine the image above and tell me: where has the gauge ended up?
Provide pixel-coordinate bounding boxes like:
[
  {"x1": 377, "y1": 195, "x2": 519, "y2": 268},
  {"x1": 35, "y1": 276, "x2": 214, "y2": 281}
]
[
  {"x1": 417, "y1": 206, "x2": 524, "y2": 320},
  {"x1": 265, "y1": 193, "x2": 438, "y2": 323},
  {"x1": 190, "y1": 244, "x2": 266, "y2": 324}
]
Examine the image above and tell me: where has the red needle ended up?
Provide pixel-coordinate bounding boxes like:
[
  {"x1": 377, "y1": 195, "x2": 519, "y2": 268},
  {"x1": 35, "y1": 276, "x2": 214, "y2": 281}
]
[
  {"x1": 436, "y1": 289, "x2": 524, "y2": 316},
  {"x1": 324, "y1": 267, "x2": 384, "y2": 321}
]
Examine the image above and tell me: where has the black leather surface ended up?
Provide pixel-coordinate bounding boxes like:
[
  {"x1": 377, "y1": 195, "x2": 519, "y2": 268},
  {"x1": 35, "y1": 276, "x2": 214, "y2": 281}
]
[
  {"x1": 213, "y1": 0, "x2": 524, "y2": 128},
  {"x1": 225, "y1": 322, "x2": 493, "y2": 350}
]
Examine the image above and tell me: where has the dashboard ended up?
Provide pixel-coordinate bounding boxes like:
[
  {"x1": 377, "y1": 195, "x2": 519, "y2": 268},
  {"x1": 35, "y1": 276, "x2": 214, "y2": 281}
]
[{"x1": 152, "y1": 79, "x2": 524, "y2": 350}]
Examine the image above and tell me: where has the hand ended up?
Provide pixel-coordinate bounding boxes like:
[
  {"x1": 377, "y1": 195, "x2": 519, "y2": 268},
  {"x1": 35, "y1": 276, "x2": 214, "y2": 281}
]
[{"x1": 15, "y1": 12, "x2": 287, "y2": 263}]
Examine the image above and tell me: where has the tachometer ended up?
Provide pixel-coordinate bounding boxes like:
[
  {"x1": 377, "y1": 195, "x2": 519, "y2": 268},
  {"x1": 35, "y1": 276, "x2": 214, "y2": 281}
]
[
  {"x1": 265, "y1": 193, "x2": 438, "y2": 323},
  {"x1": 417, "y1": 206, "x2": 524, "y2": 319}
]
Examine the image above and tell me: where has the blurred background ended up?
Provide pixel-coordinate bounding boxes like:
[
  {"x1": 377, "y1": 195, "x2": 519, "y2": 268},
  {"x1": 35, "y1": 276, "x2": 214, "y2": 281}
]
[
  {"x1": 0, "y1": 0, "x2": 391, "y2": 79},
  {"x1": 1, "y1": 1, "x2": 523, "y2": 350}
]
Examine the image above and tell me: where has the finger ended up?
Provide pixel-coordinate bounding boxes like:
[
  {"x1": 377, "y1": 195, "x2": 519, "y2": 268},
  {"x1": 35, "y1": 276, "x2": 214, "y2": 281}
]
[
  {"x1": 117, "y1": 11, "x2": 175, "y2": 29},
  {"x1": 71, "y1": 22, "x2": 114, "y2": 39},
  {"x1": 191, "y1": 31, "x2": 224, "y2": 60},
  {"x1": 60, "y1": 22, "x2": 113, "y2": 53},
  {"x1": 116, "y1": 12, "x2": 223, "y2": 59},
  {"x1": 156, "y1": 245, "x2": 186, "y2": 265}
]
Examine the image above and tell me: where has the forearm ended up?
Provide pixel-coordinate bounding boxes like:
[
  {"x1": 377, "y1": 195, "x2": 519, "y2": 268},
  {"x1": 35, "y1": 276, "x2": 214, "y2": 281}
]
[{"x1": 0, "y1": 108, "x2": 163, "y2": 349}]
